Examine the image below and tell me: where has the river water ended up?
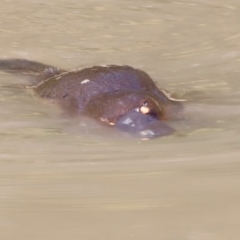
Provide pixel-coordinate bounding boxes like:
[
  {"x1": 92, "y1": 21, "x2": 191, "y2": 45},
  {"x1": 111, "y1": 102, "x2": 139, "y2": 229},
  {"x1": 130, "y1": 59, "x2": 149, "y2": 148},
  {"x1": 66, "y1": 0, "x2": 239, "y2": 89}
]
[{"x1": 1, "y1": 0, "x2": 240, "y2": 239}]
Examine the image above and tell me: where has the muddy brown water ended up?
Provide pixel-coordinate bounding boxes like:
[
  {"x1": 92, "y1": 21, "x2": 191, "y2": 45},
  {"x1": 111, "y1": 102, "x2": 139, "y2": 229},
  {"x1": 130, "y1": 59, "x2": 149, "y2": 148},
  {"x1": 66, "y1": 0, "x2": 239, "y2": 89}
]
[{"x1": 1, "y1": 0, "x2": 240, "y2": 239}]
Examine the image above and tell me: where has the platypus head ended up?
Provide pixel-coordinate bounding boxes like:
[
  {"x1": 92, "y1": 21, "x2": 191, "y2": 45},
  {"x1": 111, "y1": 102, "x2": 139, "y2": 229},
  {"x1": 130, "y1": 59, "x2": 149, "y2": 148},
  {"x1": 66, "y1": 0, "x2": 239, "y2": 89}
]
[{"x1": 84, "y1": 90, "x2": 182, "y2": 139}]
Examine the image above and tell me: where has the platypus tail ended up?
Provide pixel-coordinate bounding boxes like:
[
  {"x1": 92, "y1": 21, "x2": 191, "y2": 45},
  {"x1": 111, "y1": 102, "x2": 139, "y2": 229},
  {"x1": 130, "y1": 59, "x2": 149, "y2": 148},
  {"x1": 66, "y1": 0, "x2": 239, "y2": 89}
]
[{"x1": 0, "y1": 59, "x2": 64, "y2": 84}]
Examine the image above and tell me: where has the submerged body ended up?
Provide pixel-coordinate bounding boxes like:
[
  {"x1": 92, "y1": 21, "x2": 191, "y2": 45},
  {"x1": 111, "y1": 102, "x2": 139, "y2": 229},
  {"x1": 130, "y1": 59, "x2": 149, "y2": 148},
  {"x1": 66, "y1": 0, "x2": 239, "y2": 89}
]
[{"x1": 0, "y1": 59, "x2": 182, "y2": 138}]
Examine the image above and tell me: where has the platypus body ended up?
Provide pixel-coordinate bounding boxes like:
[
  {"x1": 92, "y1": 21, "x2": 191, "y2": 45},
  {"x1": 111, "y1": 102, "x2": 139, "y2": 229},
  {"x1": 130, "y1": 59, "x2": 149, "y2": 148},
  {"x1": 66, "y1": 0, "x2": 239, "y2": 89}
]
[{"x1": 0, "y1": 59, "x2": 182, "y2": 138}]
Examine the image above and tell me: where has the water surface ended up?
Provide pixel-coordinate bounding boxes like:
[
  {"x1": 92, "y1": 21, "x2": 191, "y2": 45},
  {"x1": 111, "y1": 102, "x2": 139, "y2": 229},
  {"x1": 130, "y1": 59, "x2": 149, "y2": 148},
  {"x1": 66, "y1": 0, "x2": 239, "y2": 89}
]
[{"x1": 1, "y1": 0, "x2": 240, "y2": 239}]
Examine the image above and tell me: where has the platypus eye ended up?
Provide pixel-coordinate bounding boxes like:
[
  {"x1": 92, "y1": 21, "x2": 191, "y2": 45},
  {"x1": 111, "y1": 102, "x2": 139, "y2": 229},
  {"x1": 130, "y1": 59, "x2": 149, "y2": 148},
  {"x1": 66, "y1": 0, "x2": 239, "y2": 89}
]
[
  {"x1": 139, "y1": 101, "x2": 150, "y2": 114},
  {"x1": 137, "y1": 100, "x2": 163, "y2": 120}
]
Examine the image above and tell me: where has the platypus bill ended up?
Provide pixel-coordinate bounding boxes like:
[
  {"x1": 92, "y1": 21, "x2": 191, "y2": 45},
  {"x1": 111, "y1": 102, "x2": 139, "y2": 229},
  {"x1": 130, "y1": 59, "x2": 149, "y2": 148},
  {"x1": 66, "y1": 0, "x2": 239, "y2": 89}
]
[{"x1": 0, "y1": 59, "x2": 183, "y2": 139}]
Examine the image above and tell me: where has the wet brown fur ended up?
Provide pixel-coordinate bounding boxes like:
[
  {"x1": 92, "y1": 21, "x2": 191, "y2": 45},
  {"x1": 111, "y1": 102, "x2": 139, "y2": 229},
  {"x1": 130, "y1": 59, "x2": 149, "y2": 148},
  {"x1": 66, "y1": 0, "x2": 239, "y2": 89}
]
[{"x1": 0, "y1": 59, "x2": 182, "y2": 125}]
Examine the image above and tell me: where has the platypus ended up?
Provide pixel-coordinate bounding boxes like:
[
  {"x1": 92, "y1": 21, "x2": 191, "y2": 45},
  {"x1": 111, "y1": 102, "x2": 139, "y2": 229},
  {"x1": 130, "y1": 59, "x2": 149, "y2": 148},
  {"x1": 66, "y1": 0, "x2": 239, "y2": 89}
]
[{"x1": 0, "y1": 59, "x2": 183, "y2": 138}]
